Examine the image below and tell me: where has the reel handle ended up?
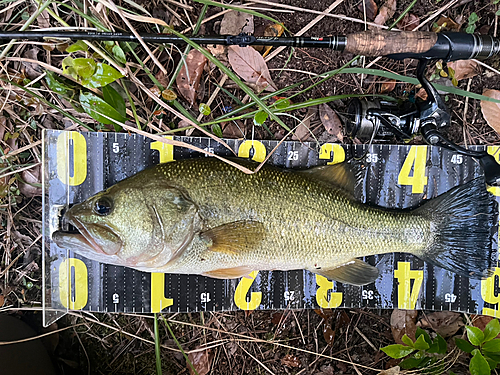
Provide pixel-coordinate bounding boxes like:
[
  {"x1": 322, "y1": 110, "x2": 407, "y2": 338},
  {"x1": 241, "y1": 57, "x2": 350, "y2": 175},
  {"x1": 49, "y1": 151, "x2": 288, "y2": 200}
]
[
  {"x1": 345, "y1": 30, "x2": 500, "y2": 62},
  {"x1": 345, "y1": 31, "x2": 438, "y2": 56}
]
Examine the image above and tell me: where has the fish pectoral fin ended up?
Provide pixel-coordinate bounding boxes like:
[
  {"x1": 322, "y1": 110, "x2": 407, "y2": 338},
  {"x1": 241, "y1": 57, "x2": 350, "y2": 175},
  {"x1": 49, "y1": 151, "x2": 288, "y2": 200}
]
[
  {"x1": 314, "y1": 259, "x2": 379, "y2": 286},
  {"x1": 298, "y1": 159, "x2": 364, "y2": 196},
  {"x1": 202, "y1": 266, "x2": 254, "y2": 279},
  {"x1": 201, "y1": 220, "x2": 265, "y2": 255}
]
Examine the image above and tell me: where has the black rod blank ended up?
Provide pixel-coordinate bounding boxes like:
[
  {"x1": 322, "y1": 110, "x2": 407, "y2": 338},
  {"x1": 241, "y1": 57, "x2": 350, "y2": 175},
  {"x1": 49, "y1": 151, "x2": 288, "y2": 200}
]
[{"x1": 0, "y1": 31, "x2": 347, "y2": 50}]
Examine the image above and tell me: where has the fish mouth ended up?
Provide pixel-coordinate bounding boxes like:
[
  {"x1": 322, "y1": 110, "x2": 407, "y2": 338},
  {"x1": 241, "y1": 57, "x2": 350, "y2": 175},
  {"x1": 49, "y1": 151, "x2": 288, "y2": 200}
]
[
  {"x1": 70, "y1": 218, "x2": 108, "y2": 254},
  {"x1": 52, "y1": 211, "x2": 122, "y2": 257}
]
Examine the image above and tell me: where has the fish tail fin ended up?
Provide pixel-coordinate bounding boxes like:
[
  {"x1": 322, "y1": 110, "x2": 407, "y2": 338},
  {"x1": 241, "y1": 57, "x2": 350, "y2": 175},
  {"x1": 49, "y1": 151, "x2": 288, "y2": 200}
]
[{"x1": 415, "y1": 177, "x2": 498, "y2": 279}]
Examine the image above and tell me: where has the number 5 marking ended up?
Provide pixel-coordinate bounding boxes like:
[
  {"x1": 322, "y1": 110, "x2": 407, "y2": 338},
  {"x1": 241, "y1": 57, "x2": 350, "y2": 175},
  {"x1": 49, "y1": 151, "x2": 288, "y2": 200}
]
[{"x1": 398, "y1": 145, "x2": 428, "y2": 194}]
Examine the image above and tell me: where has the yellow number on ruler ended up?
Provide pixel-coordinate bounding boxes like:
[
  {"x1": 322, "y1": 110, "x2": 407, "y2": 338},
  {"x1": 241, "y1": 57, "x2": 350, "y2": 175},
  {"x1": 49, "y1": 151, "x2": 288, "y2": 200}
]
[
  {"x1": 150, "y1": 136, "x2": 175, "y2": 163},
  {"x1": 56, "y1": 131, "x2": 87, "y2": 186},
  {"x1": 315, "y1": 275, "x2": 343, "y2": 308},
  {"x1": 482, "y1": 268, "x2": 500, "y2": 317},
  {"x1": 234, "y1": 271, "x2": 262, "y2": 310},
  {"x1": 488, "y1": 146, "x2": 500, "y2": 196},
  {"x1": 151, "y1": 273, "x2": 174, "y2": 313},
  {"x1": 394, "y1": 262, "x2": 423, "y2": 309},
  {"x1": 237, "y1": 140, "x2": 266, "y2": 163},
  {"x1": 398, "y1": 145, "x2": 428, "y2": 194},
  {"x1": 482, "y1": 151, "x2": 500, "y2": 317},
  {"x1": 59, "y1": 258, "x2": 88, "y2": 310},
  {"x1": 319, "y1": 143, "x2": 345, "y2": 165}
]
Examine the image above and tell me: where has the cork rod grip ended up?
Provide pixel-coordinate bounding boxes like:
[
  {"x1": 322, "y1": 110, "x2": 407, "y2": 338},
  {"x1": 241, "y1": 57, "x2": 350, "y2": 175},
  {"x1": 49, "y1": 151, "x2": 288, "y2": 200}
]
[{"x1": 345, "y1": 30, "x2": 438, "y2": 56}]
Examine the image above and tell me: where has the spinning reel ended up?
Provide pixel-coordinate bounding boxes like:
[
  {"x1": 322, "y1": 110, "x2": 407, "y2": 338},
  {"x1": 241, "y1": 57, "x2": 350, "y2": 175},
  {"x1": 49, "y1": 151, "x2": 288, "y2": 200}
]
[{"x1": 345, "y1": 59, "x2": 500, "y2": 186}]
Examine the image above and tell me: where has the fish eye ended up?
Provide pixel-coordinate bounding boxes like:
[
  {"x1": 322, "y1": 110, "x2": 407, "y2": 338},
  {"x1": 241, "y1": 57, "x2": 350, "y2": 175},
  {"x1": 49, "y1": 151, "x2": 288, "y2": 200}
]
[{"x1": 93, "y1": 197, "x2": 113, "y2": 216}]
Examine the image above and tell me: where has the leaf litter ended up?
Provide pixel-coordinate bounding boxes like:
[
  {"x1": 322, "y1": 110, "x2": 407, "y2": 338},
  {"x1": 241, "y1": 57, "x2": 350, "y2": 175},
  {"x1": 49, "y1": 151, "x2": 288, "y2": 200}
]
[
  {"x1": 188, "y1": 347, "x2": 214, "y2": 375},
  {"x1": 447, "y1": 60, "x2": 480, "y2": 81},
  {"x1": 357, "y1": 0, "x2": 378, "y2": 21},
  {"x1": 481, "y1": 89, "x2": 500, "y2": 134},
  {"x1": 372, "y1": 0, "x2": 397, "y2": 27},
  {"x1": 219, "y1": 10, "x2": 254, "y2": 35},
  {"x1": 227, "y1": 45, "x2": 277, "y2": 92},
  {"x1": 390, "y1": 309, "x2": 418, "y2": 345},
  {"x1": 176, "y1": 49, "x2": 209, "y2": 105},
  {"x1": 319, "y1": 103, "x2": 343, "y2": 142}
]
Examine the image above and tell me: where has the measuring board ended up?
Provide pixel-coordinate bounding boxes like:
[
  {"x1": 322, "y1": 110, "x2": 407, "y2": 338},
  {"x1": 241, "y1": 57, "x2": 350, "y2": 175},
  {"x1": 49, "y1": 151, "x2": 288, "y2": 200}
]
[{"x1": 41, "y1": 129, "x2": 500, "y2": 326}]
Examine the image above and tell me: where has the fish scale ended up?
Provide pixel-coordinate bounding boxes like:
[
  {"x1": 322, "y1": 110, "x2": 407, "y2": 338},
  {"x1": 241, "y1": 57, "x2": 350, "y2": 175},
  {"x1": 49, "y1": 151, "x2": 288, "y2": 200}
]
[
  {"x1": 53, "y1": 157, "x2": 497, "y2": 285},
  {"x1": 133, "y1": 159, "x2": 429, "y2": 272}
]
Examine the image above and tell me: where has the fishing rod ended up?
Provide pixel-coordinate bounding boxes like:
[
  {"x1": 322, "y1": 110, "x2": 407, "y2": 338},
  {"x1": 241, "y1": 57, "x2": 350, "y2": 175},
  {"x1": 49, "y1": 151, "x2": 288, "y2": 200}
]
[
  {"x1": 3, "y1": 29, "x2": 500, "y2": 184},
  {"x1": 1, "y1": 29, "x2": 500, "y2": 61}
]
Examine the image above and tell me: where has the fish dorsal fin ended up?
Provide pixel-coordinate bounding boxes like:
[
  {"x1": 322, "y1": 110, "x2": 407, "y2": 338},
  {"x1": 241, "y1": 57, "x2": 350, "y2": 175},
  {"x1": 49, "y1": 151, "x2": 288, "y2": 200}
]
[
  {"x1": 314, "y1": 259, "x2": 379, "y2": 286},
  {"x1": 299, "y1": 160, "x2": 364, "y2": 196},
  {"x1": 201, "y1": 220, "x2": 266, "y2": 255},
  {"x1": 203, "y1": 266, "x2": 254, "y2": 279}
]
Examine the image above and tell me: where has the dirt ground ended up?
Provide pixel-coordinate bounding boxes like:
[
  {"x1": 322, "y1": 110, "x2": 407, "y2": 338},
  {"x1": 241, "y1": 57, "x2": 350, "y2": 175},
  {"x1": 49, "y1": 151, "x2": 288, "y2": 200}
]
[{"x1": 2, "y1": 0, "x2": 500, "y2": 373}]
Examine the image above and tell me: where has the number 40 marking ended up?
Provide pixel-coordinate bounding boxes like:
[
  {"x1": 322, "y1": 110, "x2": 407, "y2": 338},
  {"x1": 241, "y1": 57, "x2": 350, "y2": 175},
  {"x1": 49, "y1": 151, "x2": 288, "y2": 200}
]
[{"x1": 398, "y1": 145, "x2": 428, "y2": 194}]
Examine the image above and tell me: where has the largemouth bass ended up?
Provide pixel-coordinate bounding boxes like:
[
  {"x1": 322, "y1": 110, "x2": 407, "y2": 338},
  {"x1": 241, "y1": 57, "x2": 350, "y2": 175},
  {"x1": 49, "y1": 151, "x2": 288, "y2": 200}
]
[{"x1": 52, "y1": 158, "x2": 498, "y2": 286}]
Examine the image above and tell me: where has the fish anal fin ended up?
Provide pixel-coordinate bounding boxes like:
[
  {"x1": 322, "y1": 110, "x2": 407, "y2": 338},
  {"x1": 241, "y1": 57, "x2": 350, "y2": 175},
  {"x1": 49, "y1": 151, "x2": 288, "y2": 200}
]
[
  {"x1": 201, "y1": 220, "x2": 265, "y2": 255},
  {"x1": 203, "y1": 266, "x2": 254, "y2": 279},
  {"x1": 314, "y1": 259, "x2": 379, "y2": 286}
]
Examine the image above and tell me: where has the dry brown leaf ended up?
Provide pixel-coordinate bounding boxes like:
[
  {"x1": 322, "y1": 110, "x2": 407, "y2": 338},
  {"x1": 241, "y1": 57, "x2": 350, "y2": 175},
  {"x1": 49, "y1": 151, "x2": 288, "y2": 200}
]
[
  {"x1": 481, "y1": 90, "x2": 500, "y2": 134},
  {"x1": 397, "y1": 13, "x2": 419, "y2": 31},
  {"x1": 417, "y1": 311, "x2": 463, "y2": 338},
  {"x1": 380, "y1": 79, "x2": 397, "y2": 94},
  {"x1": 390, "y1": 309, "x2": 418, "y2": 345},
  {"x1": 415, "y1": 87, "x2": 428, "y2": 101},
  {"x1": 207, "y1": 44, "x2": 229, "y2": 67},
  {"x1": 377, "y1": 366, "x2": 400, "y2": 375},
  {"x1": 293, "y1": 106, "x2": 316, "y2": 141},
  {"x1": 0, "y1": 116, "x2": 6, "y2": 142},
  {"x1": 0, "y1": 295, "x2": 4, "y2": 307},
  {"x1": 372, "y1": 0, "x2": 397, "y2": 26},
  {"x1": 319, "y1": 103, "x2": 343, "y2": 142},
  {"x1": 262, "y1": 23, "x2": 285, "y2": 57},
  {"x1": 155, "y1": 70, "x2": 169, "y2": 88},
  {"x1": 314, "y1": 309, "x2": 336, "y2": 345},
  {"x1": 176, "y1": 49, "x2": 208, "y2": 105},
  {"x1": 36, "y1": 9, "x2": 50, "y2": 29},
  {"x1": 188, "y1": 348, "x2": 214, "y2": 375},
  {"x1": 227, "y1": 45, "x2": 277, "y2": 92},
  {"x1": 447, "y1": 60, "x2": 479, "y2": 81},
  {"x1": 432, "y1": 16, "x2": 461, "y2": 32},
  {"x1": 281, "y1": 354, "x2": 301, "y2": 368},
  {"x1": 357, "y1": 0, "x2": 378, "y2": 21},
  {"x1": 222, "y1": 120, "x2": 246, "y2": 138},
  {"x1": 220, "y1": 10, "x2": 254, "y2": 35},
  {"x1": 19, "y1": 165, "x2": 42, "y2": 197}
]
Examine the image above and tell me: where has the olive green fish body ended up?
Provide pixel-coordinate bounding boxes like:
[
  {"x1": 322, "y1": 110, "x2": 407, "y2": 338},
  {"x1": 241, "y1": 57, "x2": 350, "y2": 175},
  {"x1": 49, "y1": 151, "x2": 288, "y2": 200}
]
[
  {"x1": 147, "y1": 159, "x2": 429, "y2": 274},
  {"x1": 53, "y1": 158, "x2": 498, "y2": 285}
]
